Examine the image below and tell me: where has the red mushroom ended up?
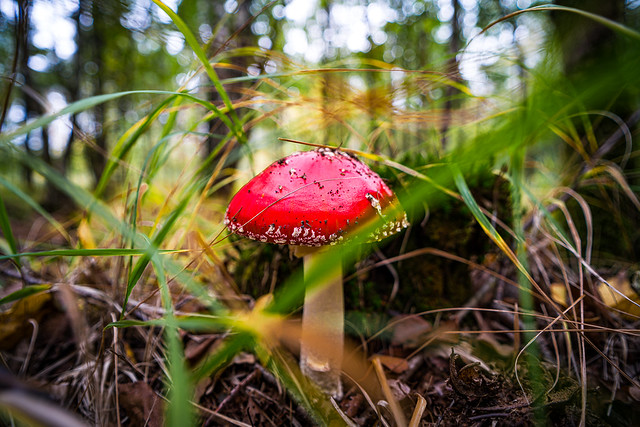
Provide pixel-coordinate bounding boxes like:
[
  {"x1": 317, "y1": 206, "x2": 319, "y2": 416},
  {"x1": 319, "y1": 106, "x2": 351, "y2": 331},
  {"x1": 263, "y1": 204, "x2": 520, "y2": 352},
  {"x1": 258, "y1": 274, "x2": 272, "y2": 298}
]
[{"x1": 224, "y1": 148, "x2": 408, "y2": 397}]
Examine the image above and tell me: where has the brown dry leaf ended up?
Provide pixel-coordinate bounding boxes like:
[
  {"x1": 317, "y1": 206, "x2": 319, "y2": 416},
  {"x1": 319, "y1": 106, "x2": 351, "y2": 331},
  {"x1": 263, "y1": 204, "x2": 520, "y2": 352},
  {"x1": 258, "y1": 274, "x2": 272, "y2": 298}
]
[
  {"x1": 119, "y1": 381, "x2": 164, "y2": 427},
  {"x1": 390, "y1": 315, "x2": 432, "y2": 346},
  {"x1": 374, "y1": 355, "x2": 409, "y2": 374},
  {"x1": 596, "y1": 272, "x2": 640, "y2": 318},
  {"x1": 184, "y1": 335, "x2": 220, "y2": 363}
]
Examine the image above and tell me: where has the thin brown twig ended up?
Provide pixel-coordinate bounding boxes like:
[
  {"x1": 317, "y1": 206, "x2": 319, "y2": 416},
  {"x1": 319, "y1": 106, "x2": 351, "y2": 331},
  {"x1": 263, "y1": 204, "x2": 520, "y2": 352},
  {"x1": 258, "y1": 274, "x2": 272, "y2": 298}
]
[{"x1": 215, "y1": 368, "x2": 260, "y2": 413}]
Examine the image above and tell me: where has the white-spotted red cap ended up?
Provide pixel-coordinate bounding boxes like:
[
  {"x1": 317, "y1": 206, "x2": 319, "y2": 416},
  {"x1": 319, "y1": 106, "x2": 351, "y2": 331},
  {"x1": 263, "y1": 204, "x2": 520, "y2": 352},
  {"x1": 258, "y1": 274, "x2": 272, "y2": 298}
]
[{"x1": 224, "y1": 148, "x2": 409, "y2": 246}]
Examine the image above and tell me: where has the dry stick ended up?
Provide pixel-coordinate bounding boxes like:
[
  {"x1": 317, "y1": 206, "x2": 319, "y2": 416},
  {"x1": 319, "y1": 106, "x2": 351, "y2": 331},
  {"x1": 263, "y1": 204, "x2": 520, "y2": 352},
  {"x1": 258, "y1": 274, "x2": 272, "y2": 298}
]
[
  {"x1": 546, "y1": 191, "x2": 590, "y2": 425},
  {"x1": 19, "y1": 319, "x2": 38, "y2": 376},
  {"x1": 541, "y1": 304, "x2": 562, "y2": 395},
  {"x1": 111, "y1": 313, "x2": 121, "y2": 427},
  {"x1": 215, "y1": 369, "x2": 259, "y2": 413},
  {"x1": 193, "y1": 401, "x2": 252, "y2": 427},
  {"x1": 372, "y1": 357, "x2": 407, "y2": 427}
]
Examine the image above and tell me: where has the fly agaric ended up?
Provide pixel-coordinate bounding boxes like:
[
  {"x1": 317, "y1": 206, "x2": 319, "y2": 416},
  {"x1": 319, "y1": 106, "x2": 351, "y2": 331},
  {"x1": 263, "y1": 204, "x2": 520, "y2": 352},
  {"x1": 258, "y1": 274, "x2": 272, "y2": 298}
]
[{"x1": 224, "y1": 148, "x2": 408, "y2": 397}]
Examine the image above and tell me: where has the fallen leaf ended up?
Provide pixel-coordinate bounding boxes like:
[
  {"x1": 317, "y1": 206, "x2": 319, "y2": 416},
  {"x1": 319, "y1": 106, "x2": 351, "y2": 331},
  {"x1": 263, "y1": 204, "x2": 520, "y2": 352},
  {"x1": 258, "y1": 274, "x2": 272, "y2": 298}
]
[
  {"x1": 119, "y1": 381, "x2": 163, "y2": 427},
  {"x1": 597, "y1": 272, "x2": 640, "y2": 318},
  {"x1": 374, "y1": 355, "x2": 409, "y2": 374},
  {"x1": 390, "y1": 315, "x2": 432, "y2": 346},
  {"x1": 550, "y1": 282, "x2": 568, "y2": 306},
  {"x1": 0, "y1": 291, "x2": 52, "y2": 350},
  {"x1": 77, "y1": 218, "x2": 96, "y2": 249}
]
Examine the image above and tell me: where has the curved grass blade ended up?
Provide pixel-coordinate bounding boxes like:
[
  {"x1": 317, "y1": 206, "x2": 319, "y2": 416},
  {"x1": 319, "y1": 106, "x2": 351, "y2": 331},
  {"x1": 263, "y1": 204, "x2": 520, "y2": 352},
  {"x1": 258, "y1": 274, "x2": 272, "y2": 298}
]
[
  {"x1": 477, "y1": 4, "x2": 640, "y2": 42},
  {"x1": 94, "y1": 93, "x2": 239, "y2": 197},
  {"x1": 451, "y1": 165, "x2": 563, "y2": 316},
  {"x1": 94, "y1": 95, "x2": 177, "y2": 197}
]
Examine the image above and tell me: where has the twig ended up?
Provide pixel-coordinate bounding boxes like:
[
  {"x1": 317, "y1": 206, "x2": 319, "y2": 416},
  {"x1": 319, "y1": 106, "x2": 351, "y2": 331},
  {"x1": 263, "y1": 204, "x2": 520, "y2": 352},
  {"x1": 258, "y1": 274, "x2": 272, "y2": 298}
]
[
  {"x1": 111, "y1": 313, "x2": 121, "y2": 427},
  {"x1": 215, "y1": 368, "x2": 259, "y2": 413}
]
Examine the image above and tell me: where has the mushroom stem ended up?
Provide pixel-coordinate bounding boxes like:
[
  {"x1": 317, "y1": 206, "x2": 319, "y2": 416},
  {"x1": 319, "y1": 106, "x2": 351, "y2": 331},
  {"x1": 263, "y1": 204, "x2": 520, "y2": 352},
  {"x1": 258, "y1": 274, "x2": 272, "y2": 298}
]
[{"x1": 300, "y1": 248, "x2": 344, "y2": 399}]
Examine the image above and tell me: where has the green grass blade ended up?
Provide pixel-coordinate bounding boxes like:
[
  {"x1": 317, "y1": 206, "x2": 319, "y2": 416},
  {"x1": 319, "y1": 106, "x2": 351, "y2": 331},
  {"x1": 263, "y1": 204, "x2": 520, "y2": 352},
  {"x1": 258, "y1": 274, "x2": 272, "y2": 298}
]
[
  {"x1": 255, "y1": 344, "x2": 345, "y2": 425},
  {"x1": 0, "y1": 193, "x2": 19, "y2": 265},
  {"x1": 451, "y1": 165, "x2": 534, "y2": 285},
  {"x1": 1, "y1": 91, "x2": 147, "y2": 144},
  {"x1": 146, "y1": 96, "x2": 183, "y2": 182},
  {"x1": 0, "y1": 248, "x2": 176, "y2": 261},
  {"x1": 0, "y1": 284, "x2": 51, "y2": 305},
  {"x1": 150, "y1": 255, "x2": 195, "y2": 427}
]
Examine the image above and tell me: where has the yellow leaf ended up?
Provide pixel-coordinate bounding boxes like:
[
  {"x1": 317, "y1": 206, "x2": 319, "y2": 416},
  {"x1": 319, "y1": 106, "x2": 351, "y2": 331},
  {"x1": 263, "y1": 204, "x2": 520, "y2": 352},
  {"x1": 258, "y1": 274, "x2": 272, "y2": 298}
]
[
  {"x1": 550, "y1": 283, "x2": 568, "y2": 306},
  {"x1": 78, "y1": 218, "x2": 96, "y2": 249},
  {"x1": 597, "y1": 273, "x2": 640, "y2": 318}
]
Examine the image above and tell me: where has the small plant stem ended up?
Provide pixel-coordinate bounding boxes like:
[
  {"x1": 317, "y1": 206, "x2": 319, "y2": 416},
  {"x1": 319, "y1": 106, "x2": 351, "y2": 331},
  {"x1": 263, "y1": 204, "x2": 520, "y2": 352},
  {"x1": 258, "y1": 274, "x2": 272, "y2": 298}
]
[{"x1": 300, "y1": 248, "x2": 344, "y2": 399}]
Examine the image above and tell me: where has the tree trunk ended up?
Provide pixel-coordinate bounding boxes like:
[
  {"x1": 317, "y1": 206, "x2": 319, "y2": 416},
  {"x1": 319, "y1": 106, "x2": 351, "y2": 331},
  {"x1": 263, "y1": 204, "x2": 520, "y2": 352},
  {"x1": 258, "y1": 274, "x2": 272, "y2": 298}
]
[{"x1": 440, "y1": 0, "x2": 461, "y2": 151}]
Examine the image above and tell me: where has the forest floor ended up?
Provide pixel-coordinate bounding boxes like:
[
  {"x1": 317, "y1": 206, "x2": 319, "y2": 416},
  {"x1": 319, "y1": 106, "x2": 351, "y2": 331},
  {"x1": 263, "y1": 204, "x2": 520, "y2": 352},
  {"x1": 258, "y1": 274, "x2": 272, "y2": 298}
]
[{"x1": 1, "y1": 215, "x2": 639, "y2": 426}]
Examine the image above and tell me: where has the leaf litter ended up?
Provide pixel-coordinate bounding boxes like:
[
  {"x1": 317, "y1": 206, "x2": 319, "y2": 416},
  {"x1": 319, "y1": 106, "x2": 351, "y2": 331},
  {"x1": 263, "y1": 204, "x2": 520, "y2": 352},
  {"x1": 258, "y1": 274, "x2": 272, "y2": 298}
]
[{"x1": 1, "y1": 222, "x2": 640, "y2": 426}]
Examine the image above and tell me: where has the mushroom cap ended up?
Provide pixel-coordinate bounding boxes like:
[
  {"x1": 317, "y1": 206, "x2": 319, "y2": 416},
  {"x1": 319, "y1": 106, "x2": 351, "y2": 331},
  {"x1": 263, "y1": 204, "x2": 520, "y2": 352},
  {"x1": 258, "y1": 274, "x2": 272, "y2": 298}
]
[{"x1": 224, "y1": 148, "x2": 408, "y2": 246}]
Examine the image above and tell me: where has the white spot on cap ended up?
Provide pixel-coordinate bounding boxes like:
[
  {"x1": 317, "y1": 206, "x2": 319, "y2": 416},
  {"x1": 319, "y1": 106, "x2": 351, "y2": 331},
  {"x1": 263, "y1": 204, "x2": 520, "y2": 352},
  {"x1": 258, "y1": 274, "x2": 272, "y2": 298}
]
[{"x1": 366, "y1": 193, "x2": 383, "y2": 217}]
